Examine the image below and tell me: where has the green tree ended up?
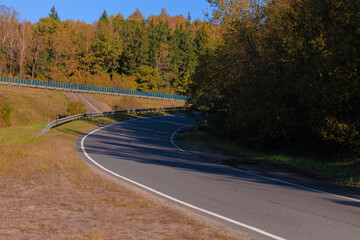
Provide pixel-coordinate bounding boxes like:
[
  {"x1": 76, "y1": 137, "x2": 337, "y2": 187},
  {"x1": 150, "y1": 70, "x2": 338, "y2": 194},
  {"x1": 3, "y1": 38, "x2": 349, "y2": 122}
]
[
  {"x1": 91, "y1": 12, "x2": 122, "y2": 80},
  {"x1": 118, "y1": 17, "x2": 149, "y2": 75},
  {"x1": 49, "y1": 6, "x2": 60, "y2": 22},
  {"x1": 190, "y1": 0, "x2": 360, "y2": 158},
  {"x1": 99, "y1": 10, "x2": 109, "y2": 24},
  {"x1": 171, "y1": 25, "x2": 197, "y2": 94},
  {"x1": 136, "y1": 65, "x2": 160, "y2": 91}
]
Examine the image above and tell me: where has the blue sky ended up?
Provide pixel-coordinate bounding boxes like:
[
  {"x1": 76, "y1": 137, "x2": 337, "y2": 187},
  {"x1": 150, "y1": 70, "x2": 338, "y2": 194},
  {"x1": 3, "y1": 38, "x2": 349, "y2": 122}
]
[{"x1": 2, "y1": 0, "x2": 211, "y2": 23}]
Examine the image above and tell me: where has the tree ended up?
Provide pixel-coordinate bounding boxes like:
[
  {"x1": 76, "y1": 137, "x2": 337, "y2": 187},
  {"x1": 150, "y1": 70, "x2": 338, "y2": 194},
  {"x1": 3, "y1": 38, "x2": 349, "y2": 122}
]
[
  {"x1": 187, "y1": 12, "x2": 192, "y2": 23},
  {"x1": 16, "y1": 20, "x2": 33, "y2": 77},
  {"x1": 136, "y1": 65, "x2": 160, "y2": 91},
  {"x1": 91, "y1": 12, "x2": 122, "y2": 79},
  {"x1": 171, "y1": 25, "x2": 197, "y2": 93},
  {"x1": 0, "y1": 4, "x2": 215, "y2": 96},
  {"x1": 49, "y1": 6, "x2": 60, "y2": 22},
  {"x1": 190, "y1": 0, "x2": 360, "y2": 158},
  {"x1": 29, "y1": 31, "x2": 45, "y2": 79},
  {"x1": 0, "y1": 5, "x2": 19, "y2": 76},
  {"x1": 99, "y1": 10, "x2": 109, "y2": 24},
  {"x1": 128, "y1": 9, "x2": 144, "y2": 22},
  {"x1": 119, "y1": 18, "x2": 149, "y2": 75},
  {"x1": 148, "y1": 20, "x2": 171, "y2": 85}
]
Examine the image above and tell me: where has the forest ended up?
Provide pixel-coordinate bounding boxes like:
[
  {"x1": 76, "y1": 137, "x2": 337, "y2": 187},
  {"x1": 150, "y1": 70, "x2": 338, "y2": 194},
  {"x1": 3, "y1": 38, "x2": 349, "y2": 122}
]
[
  {"x1": 0, "y1": 5, "x2": 215, "y2": 94},
  {"x1": 189, "y1": 0, "x2": 359, "y2": 159},
  {"x1": 1, "y1": 0, "x2": 359, "y2": 159}
]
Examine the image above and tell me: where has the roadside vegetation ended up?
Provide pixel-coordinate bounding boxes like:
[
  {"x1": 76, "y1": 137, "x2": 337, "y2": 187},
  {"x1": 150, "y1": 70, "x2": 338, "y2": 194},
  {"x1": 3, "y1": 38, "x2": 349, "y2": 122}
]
[
  {"x1": 66, "y1": 101, "x2": 86, "y2": 115},
  {"x1": 92, "y1": 94, "x2": 185, "y2": 111},
  {"x1": 0, "y1": 85, "x2": 69, "y2": 126},
  {"x1": 0, "y1": 85, "x2": 185, "y2": 127},
  {"x1": 0, "y1": 112, "x2": 237, "y2": 239},
  {"x1": 0, "y1": 98, "x2": 11, "y2": 127},
  {"x1": 0, "y1": 4, "x2": 214, "y2": 95},
  {"x1": 182, "y1": 129, "x2": 360, "y2": 186},
  {"x1": 188, "y1": 1, "x2": 359, "y2": 167}
]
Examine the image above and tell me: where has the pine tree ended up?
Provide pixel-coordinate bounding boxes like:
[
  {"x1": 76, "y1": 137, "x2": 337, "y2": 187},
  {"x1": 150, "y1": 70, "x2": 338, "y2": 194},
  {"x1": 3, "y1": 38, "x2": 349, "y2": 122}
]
[
  {"x1": 99, "y1": 10, "x2": 109, "y2": 24},
  {"x1": 49, "y1": 6, "x2": 60, "y2": 22}
]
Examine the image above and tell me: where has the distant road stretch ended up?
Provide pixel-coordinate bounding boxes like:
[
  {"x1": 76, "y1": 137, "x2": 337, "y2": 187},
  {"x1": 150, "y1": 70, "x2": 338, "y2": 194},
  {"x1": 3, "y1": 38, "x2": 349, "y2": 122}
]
[{"x1": 76, "y1": 114, "x2": 360, "y2": 240}]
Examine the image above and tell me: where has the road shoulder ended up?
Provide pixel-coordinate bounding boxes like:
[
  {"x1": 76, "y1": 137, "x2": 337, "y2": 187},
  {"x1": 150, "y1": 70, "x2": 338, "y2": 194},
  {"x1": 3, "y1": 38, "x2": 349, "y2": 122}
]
[{"x1": 175, "y1": 131, "x2": 360, "y2": 200}]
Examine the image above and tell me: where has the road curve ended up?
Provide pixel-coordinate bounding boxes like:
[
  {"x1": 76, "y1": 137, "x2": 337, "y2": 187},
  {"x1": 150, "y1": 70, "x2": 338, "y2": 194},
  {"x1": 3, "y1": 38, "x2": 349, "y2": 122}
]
[{"x1": 75, "y1": 114, "x2": 360, "y2": 240}]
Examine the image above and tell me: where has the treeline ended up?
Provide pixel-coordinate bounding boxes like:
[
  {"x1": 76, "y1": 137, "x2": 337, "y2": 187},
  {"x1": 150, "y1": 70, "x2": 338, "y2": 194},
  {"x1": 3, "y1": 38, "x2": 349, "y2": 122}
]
[
  {"x1": 0, "y1": 5, "x2": 215, "y2": 94},
  {"x1": 189, "y1": 0, "x2": 360, "y2": 159}
]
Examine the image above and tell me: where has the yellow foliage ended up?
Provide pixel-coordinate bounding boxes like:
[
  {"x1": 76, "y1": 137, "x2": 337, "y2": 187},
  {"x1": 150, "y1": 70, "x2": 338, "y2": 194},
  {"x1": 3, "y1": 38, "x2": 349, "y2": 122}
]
[
  {"x1": 320, "y1": 118, "x2": 359, "y2": 145},
  {"x1": 207, "y1": 0, "x2": 252, "y2": 27}
]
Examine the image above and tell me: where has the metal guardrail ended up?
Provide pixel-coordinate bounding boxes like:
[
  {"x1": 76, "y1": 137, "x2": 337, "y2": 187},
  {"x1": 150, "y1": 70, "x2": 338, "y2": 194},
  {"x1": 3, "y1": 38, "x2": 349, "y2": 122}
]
[
  {"x1": 37, "y1": 107, "x2": 187, "y2": 137},
  {"x1": 0, "y1": 76, "x2": 189, "y2": 101}
]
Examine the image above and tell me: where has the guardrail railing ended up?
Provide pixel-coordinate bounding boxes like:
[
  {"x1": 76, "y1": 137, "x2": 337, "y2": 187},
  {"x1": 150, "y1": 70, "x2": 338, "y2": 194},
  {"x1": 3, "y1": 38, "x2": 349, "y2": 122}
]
[
  {"x1": 37, "y1": 107, "x2": 187, "y2": 137},
  {"x1": 0, "y1": 76, "x2": 189, "y2": 101}
]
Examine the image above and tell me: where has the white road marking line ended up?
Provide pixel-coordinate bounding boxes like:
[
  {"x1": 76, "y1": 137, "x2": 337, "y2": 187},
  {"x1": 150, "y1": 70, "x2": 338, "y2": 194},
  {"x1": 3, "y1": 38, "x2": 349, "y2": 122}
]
[
  {"x1": 80, "y1": 117, "x2": 286, "y2": 240},
  {"x1": 170, "y1": 124, "x2": 360, "y2": 203},
  {"x1": 78, "y1": 94, "x2": 100, "y2": 112},
  {"x1": 170, "y1": 122, "x2": 196, "y2": 154}
]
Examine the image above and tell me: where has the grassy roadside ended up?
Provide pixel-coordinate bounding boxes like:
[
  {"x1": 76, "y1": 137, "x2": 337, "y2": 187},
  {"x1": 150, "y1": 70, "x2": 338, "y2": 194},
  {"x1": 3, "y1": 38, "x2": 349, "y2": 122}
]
[
  {"x1": 181, "y1": 129, "x2": 360, "y2": 186},
  {"x1": 0, "y1": 85, "x2": 69, "y2": 126},
  {"x1": 0, "y1": 85, "x2": 185, "y2": 127},
  {"x1": 0, "y1": 112, "x2": 238, "y2": 240},
  {"x1": 92, "y1": 94, "x2": 185, "y2": 110}
]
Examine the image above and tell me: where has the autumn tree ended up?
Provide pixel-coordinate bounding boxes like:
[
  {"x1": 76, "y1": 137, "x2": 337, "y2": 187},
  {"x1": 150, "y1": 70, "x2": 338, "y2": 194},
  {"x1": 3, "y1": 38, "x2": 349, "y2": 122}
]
[
  {"x1": 0, "y1": 4, "x2": 215, "y2": 95},
  {"x1": 190, "y1": 0, "x2": 360, "y2": 158},
  {"x1": 15, "y1": 20, "x2": 32, "y2": 77},
  {"x1": 0, "y1": 5, "x2": 19, "y2": 76}
]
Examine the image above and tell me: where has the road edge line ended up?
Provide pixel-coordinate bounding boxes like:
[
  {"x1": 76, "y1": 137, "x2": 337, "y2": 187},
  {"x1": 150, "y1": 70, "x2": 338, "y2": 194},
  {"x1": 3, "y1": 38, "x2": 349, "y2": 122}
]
[
  {"x1": 170, "y1": 124, "x2": 360, "y2": 203},
  {"x1": 81, "y1": 118, "x2": 286, "y2": 240}
]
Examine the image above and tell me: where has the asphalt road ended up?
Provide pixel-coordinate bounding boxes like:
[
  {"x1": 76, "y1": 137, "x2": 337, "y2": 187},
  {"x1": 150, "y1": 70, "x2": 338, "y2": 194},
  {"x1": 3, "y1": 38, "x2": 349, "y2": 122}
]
[{"x1": 76, "y1": 114, "x2": 360, "y2": 240}]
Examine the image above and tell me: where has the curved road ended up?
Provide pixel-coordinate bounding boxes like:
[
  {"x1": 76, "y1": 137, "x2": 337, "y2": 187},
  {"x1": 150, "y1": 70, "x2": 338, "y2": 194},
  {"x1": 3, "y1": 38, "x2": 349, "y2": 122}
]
[{"x1": 76, "y1": 114, "x2": 360, "y2": 240}]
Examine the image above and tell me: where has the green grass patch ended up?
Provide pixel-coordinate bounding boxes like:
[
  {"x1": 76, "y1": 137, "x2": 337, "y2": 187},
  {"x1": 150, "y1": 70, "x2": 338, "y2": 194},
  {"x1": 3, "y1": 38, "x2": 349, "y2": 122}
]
[{"x1": 182, "y1": 129, "x2": 360, "y2": 186}]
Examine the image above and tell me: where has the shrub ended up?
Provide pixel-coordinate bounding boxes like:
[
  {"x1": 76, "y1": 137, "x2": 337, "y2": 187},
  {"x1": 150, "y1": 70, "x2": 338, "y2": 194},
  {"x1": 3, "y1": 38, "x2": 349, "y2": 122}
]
[
  {"x1": 66, "y1": 101, "x2": 86, "y2": 115},
  {"x1": 0, "y1": 99, "x2": 11, "y2": 127}
]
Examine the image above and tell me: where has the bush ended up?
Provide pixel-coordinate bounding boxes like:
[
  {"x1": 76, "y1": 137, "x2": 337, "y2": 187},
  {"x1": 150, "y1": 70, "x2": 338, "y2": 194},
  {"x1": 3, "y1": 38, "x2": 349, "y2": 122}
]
[
  {"x1": 66, "y1": 101, "x2": 86, "y2": 115},
  {"x1": 0, "y1": 99, "x2": 11, "y2": 127}
]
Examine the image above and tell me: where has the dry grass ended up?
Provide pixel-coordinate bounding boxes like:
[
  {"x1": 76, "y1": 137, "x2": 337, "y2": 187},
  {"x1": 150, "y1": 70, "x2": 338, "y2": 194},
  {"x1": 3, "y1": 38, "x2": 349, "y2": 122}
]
[
  {"x1": 0, "y1": 114, "x2": 240, "y2": 240},
  {"x1": 0, "y1": 85, "x2": 69, "y2": 126},
  {"x1": 92, "y1": 94, "x2": 186, "y2": 110},
  {"x1": 0, "y1": 85, "x2": 185, "y2": 127}
]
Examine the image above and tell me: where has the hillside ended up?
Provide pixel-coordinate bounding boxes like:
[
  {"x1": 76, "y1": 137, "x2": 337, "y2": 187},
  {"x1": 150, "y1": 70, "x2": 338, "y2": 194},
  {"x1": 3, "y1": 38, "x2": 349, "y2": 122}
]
[
  {"x1": 0, "y1": 85, "x2": 69, "y2": 126},
  {"x1": 0, "y1": 85, "x2": 185, "y2": 127}
]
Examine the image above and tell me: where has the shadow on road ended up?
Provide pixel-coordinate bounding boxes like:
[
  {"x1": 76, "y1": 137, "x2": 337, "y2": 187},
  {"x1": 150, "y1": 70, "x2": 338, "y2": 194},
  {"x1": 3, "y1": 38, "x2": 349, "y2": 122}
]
[{"x1": 77, "y1": 114, "x2": 360, "y2": 206}]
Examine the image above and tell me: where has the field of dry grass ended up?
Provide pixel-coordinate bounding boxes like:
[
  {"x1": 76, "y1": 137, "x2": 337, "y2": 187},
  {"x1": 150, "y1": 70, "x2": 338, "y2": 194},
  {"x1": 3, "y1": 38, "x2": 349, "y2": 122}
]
[
  {"x1": 0, "y1": 113, "x2": 240, "y2": 239},
  {"x1": 92, "y1": 94, "x2": 186, "y2": 110},
  {"x1": 0, "y1": 85, "x2": 69, "y2": 126}
]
